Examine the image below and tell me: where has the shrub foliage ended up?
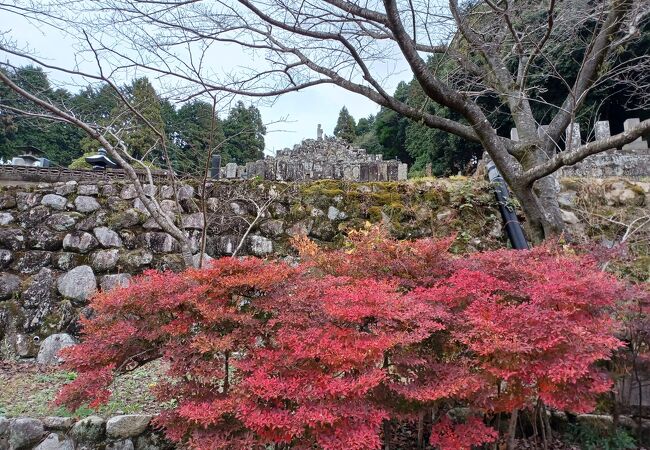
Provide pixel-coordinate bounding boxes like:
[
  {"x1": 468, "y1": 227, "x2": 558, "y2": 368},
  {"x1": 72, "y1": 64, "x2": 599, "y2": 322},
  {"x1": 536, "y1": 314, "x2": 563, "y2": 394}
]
[{"x1": 57, "y1": 228, "x2": 626, "y2": 449}]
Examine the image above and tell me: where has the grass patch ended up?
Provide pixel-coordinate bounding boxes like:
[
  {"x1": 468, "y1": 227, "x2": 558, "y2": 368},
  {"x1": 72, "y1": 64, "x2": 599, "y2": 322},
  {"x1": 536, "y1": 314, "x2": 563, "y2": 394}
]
[{"x1": 0, "y1": 360, "x2": 164, "y2": 418}]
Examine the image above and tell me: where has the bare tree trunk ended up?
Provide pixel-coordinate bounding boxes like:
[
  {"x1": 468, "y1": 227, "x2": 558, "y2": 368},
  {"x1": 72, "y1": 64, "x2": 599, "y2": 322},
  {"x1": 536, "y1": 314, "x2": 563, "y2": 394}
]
[
  {"x1": 417, "y1": 410, "x2": 425, "y2": 450},
  {"x1": 507, "y1": 409, "x2": 518, "y2": 450}
]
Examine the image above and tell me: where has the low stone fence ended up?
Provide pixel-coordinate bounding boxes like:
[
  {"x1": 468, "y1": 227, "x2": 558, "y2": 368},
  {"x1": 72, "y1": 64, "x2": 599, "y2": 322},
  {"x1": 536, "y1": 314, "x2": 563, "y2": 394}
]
[
  {"x1": 0, "y1": 414, "x2": 171, "y2": 450},
  {"x1": 0, "y1": 166, "x2": 171, "y2": 186}
]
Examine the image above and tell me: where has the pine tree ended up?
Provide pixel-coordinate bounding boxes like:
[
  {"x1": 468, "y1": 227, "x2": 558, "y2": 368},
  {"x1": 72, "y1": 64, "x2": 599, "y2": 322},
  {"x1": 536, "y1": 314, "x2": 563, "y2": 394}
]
[
  {"x1": 221, "y1": 101, "x2": 265, "y2": 165},
  {"x1": 119, "y1": 77, "x2": 166, "y2": 161},
  {"x1": 169, "y1": 100, "x2": 224, "y2": 175},
  {"x1": 333, "y1": 106, "x2": 357, "y2": 143}
]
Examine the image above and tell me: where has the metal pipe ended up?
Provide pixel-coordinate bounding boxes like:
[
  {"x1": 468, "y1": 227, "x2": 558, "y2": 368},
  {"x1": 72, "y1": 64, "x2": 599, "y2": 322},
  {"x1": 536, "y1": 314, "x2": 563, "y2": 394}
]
[{"x1": 486, "y1": 160, "x2": 529, "y2": 250}]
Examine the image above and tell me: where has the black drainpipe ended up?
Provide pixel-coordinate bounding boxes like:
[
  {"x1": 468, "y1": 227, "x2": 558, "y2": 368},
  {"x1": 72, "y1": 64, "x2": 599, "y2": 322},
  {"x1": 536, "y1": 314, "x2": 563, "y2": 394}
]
[{"x1": 486, "y1": 160, "x2": 529, "y2": 250}]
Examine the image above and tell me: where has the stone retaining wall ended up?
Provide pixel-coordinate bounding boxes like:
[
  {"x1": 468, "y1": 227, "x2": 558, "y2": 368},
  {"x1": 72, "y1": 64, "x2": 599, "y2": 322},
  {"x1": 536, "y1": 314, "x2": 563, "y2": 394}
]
[
  {"x1": 0, "y1": 414, "x2": 171, "y2": 450},
  {"x1": 0, "y1": 177, "x2": 504, "y2": 359}
]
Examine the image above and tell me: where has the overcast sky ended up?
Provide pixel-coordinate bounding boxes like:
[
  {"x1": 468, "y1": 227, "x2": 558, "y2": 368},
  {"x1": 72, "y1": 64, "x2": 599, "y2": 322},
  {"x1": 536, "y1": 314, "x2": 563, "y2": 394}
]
[{"x1": 1, "y1": 10, "x2": 410, "y2": 155}]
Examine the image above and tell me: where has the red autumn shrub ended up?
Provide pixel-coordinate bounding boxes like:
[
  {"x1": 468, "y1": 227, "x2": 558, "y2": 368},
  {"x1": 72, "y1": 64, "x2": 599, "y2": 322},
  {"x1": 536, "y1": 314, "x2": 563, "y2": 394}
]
[{"x1": 57, "y1": 228, "x2": 626, "y2": 450}]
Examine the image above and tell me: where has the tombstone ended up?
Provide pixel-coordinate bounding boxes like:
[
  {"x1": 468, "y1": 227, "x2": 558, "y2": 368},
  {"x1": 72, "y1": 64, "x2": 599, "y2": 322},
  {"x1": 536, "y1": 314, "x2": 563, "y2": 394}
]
[
  {"x1": 510, "y1": 128, "x2": 519, "y2": 142},
  {"x1": 322, "y1": 163, "x2": 334, "y2": 179},
  {"x1": 359, "y1": 163, "x2": 370, "y2": 182},
  {"x1": 341, "y1": 165, "x2": 352, "y2": 181},
  {"x1": 397, "y1": 163, "x2": 408, "y2": 181},
  {"x1": 622, "y1": 118, "x2": 649, "y2": 151},
  {"x1": 253, "y1": 161, "x2": 266, "y2": 178},
  {"x1": 368, "y1": 162, "x2": 379, "y2": 182},
  {"x1": 312, "y1": 162, "x2": 324, "y2": 179},
  {"x1": 276, "y1": 160, "x2": 288, "y2": 181},
  {"x1": 565, "y1": 123, "x2": 581, "y2": 150},
  {"x1": 246, "y1": 161, "x2": 255, "y2": 178},
  {"x1": 351, "y1": 164, "x2": 361, "y2": 181},
  {"x1": 387, "y1": 162, "x2": 399, "y2": 181},
  {"x1": 264, "y1": 160, "x2": 276, "y2": 180},
  {"x1": 425, "y1": 163, "x2": 433, "y2": 177},
  {"x1": 210, "y1": 154, "x2": 221, "y2": 179},
  {"x1": 379, "y1": 162, "x2": 389, "y2": 181},
  {"x1": 295, "y1": 162, "x2": 306, "y2": 181},
  {"x1": 286, "y1": 162, "x2": 297, "y2": 181},
  {"x1": 317, "y1": 124, "x2": 323, "y2": 140},
  {"x1": 237, "y1": 165, "x2": 247, "y2": 179},
  {"x1": 595, "y1": 120, "x2": 611, "y2": 141},
  {"x1": 225, "y1": 162, "x2": 238, "y2": 179}
]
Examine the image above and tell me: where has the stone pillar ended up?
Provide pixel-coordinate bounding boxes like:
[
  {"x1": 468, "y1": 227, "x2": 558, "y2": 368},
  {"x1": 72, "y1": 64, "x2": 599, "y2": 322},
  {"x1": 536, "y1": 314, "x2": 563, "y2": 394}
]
[
  {"x1": 565, "y1": 123, "x2": 581, "y2": 150},
  {"x1": 351, "y1": 164, "x2": 360, "y2": 181},
  {"x1": 595, "y1": 120, "x2": 611, "y2": 141},
  {"x1": 510, "y1": 128, "x2": 519, "y2": 141},
  {"x1": 622, "y1": 118, "x2": 649, "y2": 151},
  {"x1": 378, "y1": 162, "x2": 388, "y2": 181},
  {"x1": 225, "y1": 162, "x2": 238, "y2": 179},
  {"x1": 317, "y1": 124, "x2": 323, "y2": 140},
  {"x1": 342, "y1": 165, "x2": 354, "y2": 180},
  {"x1": 397, "y1": 163, "x2": 408, "y2": 181},
  {"x1": 210, "y1": 154, "x2": 221, "y2": 179},
  {"x1": 359, "y1": 163, "x2": 369, "y2": 182},
  {"x1": 387, "y1": 162, "x2": 399, "y2": 181}
]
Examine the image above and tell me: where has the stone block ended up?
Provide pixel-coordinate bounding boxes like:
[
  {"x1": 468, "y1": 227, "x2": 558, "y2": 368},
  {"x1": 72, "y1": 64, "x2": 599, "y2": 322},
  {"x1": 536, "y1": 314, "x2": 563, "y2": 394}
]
[
  {"x1": 397, "y1": 163, "x2": 408, "y2": 181},
  {"x1": 71, "y1": 416, "x2": 105, "y2": 444},
  {"x1": 225, "y1": 162, "x2": 238, "y2": 179},
  {"x1": 249, "y1": 235, "x2": 273, "y2": 256},
  {"x1": 0, "y1": 228, "x2": 26, "y2": 251},
  {"x1": 0, "y1": 249, "x2": 13, "y2": 269},
  {"x1": 120, "y1": 184, "x2": 138, "y2": 200},
  {"x1": 94, "y1": 227, "x2": 123, "y2": 248},
  {"x1": 90, "y1": 249, "x2": 120, "y2": 272},
  {"x1": 0, "y1": 273, "x2": 21, "y2": 300},
  {"x1": 141, "y1": 232, "x2": 175, "y2": 253},
  {"x1": 9, "y1": 418, "x2": 44, "y2": 449},
  {"x1": 622, "y1": 118, "x2": 649, "y2": 150},
  {"x1": 42, "y1": 417, "x2": 75, "y2": 431},
  {"x1": 100, "y1": 274, "x2": 132, "y2": 291},
  {"x1": 595, "y1": 120, "x2": 611, "y2": 141},
  {"x1": 41, "y1": 194, "x2": 68, "y2": 210},
  {"x1": 36, "y1": 333, "x2": 76, "y2": 365},
  {"x1": 26, "y1": 227, "x2": 63, "y2": 251},
  {"x1": 13, "y1": 250, "x2": 52, "y2": 274},
  {"x1": 46, "y1": 212, "x2": 81, "y2": 231},
  {"x1": 77, "y1": 184, "x2": 99, "y2": 196},
  {"x1": 63, "y1": 231, "x2": 98, "y2": 253},
  {"x1": 17, "y1": 192, "x2": 42, "y2": 211},
  {"x1": 74, "y1": 195, "x2": 101, "y2": 213},
  {"x1": 57, "y1": 265, "x2": 97, "y2": 302},
  {"x1": 55, "y1": 181, "x2": 77, "y2": 196},
  {"x1": 106, "y1": 415, "x2": 153, "y2": 439},
  {"x1": 565, "y1": 123, "x2": 581, "y2": 150},
  {"x1": 181, "y1": 213, "x2": 205, "y2": 230},
  {"x1": 34, "y1": 432, "x2": 75, "y2": 450}
]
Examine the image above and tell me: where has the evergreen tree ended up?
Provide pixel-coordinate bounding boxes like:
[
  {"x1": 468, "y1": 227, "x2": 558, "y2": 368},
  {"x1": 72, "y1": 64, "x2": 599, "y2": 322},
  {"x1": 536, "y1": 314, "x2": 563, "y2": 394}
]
[
  {"x1": 119, "y1": 77, "x2": 166, "y2": 161},
  {"x1": 221, "y1": 101, "x2": 265, "y2": 165},
  {"x1": 168, "y1": 100, "x2": 224, "y2": 175},
  {"x1": 0, "y1": 66, "x2": 84, "y2": 165},
  {"x1": 333, "y1": 106, "x2": 357, "y2": 143},
  {"x1": 372, "y1": 82, "x2": 411, "y2": 163},
  {"x1": 355, "y1": 115, "x2": 375, "y2": 136}
]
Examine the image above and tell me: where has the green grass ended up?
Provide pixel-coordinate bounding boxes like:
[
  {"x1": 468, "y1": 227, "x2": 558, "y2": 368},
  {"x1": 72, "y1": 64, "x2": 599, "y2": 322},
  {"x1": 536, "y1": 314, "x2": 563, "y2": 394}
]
[{"x1": 0, "y1": 360, "x2": 164, "y2": 418}]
